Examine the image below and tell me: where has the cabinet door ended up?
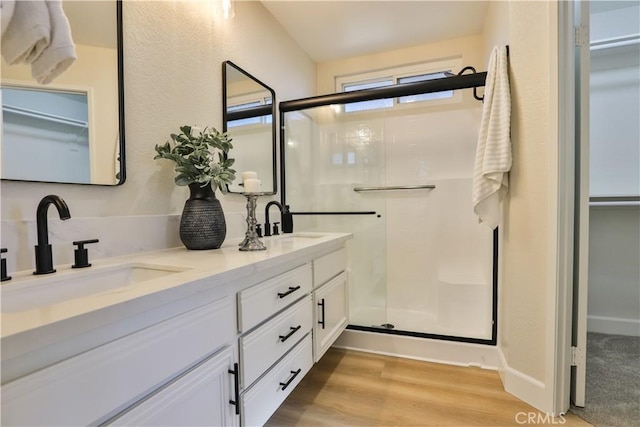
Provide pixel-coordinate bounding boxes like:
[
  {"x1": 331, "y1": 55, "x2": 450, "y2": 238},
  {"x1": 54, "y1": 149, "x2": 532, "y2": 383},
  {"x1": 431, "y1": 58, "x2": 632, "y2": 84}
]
[
  {"x1": 313, "y1": 271, "x2": 349, "y2": 362},
  {"x1": 107, "y1": 347, "x2": 239, "y2": 426}
]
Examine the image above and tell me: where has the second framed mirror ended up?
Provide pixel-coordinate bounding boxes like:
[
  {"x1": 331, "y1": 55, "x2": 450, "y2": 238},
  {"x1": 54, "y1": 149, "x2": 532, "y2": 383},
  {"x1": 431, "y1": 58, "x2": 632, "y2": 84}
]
[{"x1": 222, "y1": 61, "x2": 276, "y2": 194}]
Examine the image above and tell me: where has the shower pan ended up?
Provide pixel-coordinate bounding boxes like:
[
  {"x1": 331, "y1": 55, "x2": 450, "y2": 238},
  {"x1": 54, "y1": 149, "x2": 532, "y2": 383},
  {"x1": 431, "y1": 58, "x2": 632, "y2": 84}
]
[{"x1": 279, "y1": 71, "x2": 497, "y2": 344}]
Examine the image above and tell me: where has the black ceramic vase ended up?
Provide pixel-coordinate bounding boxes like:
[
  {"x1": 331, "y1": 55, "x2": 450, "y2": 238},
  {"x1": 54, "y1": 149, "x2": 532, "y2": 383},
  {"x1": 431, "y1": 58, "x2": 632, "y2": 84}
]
[{"x1": 179, "y1": 183, "x2": 227, "y2": 250}]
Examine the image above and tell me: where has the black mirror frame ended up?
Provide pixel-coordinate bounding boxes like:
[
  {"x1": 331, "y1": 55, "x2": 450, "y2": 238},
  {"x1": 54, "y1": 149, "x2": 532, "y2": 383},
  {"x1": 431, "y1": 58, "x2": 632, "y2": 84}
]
[
  {"x1": 222, "y1": 60, "x2": 277, "y2": 195},
  {"x1": 115, "y1": 0, "x2": 126, "y2": 185}
]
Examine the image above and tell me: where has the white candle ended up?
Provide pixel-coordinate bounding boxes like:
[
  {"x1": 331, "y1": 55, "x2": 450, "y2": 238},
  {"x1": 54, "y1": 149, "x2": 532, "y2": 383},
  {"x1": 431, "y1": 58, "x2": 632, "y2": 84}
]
[
  {"x1": 244, "y1": 178, "x2": 261, "y2": 193},
  {"x1": 242, "y1": 171, "x2": 258, "y2": 182}
]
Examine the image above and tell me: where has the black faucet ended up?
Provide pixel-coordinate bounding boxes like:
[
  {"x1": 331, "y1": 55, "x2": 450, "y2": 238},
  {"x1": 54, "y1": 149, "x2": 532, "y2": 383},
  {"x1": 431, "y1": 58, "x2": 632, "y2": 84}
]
[
  {"x1": 264, "y1": 201, "x2": 293, "y2": 236},
  {"x1": 264, "y1": 201, "x2": 282, "y2": 237},
  {"x1": 34, "y1": 195, "x2": 71, "y2": 275}
]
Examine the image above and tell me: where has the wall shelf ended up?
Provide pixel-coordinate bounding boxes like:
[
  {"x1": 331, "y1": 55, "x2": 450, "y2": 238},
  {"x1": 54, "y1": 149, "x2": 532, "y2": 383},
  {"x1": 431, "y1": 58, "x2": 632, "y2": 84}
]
[
  {"x1": 589, "y1": 195, "x2": 640, "y2": 207},
  {"x1": 590, "y1": 34, "x2": 640, "y2": 52},
  {"x1": 2, "y1": 104, "x2": 88, "y2": 128}
]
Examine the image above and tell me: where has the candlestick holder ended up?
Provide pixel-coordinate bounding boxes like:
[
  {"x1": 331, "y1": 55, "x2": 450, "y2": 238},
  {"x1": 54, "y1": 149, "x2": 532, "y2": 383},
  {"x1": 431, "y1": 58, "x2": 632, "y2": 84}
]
[{"x1": 239, "y1": 193, "x2": 266, "y2": 251}]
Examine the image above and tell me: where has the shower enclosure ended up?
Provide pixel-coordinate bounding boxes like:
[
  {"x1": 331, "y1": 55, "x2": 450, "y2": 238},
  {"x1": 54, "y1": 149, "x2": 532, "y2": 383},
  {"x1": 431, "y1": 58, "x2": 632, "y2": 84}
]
[{"x1": 279, "y1": 72, "x2": 497, "y2": 344}]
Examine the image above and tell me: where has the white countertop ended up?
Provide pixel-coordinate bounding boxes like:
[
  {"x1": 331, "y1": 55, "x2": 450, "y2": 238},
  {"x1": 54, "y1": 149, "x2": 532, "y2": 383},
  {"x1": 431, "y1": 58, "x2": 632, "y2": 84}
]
[{"x1": 1, "y1": 232, "x2": 351, "y2": 383}]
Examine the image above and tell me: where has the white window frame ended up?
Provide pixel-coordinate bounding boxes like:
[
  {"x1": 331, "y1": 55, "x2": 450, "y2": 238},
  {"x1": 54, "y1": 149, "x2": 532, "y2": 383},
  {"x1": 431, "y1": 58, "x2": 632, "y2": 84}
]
[{"x1": 335, "y1": 57, "x2": 464, "y2": 113}]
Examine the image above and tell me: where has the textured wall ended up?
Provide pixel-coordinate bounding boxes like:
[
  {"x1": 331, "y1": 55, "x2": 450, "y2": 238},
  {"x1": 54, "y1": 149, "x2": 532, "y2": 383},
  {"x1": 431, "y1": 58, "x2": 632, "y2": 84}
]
[
  {"x1": 500, "y1": 1, "x2": 555, "y2": 384},
  {"x1": 1, "y1": 1, "x2": 315, "y2": 270},
  {"x1": 481, "y1": 0, "x2": 556, "y2": 389}
]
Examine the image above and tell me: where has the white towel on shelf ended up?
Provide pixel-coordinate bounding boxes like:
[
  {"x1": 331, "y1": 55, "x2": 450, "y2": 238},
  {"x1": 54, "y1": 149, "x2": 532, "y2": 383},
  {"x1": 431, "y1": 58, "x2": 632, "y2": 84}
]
[
  {"x1": 1, "y1": 0, "x2": 16, "y2": 36},
  {"x1": 1, "y1": 0, "x2": 50, "y2": 64},
  {"x1": 472, "y1": 45, "x2": 512, "y2": 230},
  {"x1": 32, "y1": 0, "x2": 77, "y2": 84}
]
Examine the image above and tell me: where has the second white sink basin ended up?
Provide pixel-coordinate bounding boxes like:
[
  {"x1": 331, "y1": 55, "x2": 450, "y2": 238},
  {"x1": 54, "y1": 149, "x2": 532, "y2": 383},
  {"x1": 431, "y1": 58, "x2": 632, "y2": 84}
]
[{"x1": 1, "y1": 263, "x2": 191, "y2": 313}]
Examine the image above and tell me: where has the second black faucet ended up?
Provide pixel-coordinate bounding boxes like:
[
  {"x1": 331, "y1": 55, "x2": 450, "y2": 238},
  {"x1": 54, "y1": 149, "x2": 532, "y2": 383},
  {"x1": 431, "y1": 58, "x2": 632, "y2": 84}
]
[{"x1": 264, "y1": 201, "x2": 293, "y2": 236}]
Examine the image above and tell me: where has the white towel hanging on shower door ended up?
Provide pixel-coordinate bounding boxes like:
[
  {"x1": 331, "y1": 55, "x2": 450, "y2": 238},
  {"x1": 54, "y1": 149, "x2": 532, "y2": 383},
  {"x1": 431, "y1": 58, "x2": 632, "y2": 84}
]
[{"x1": 473, "y1": 45, "x2": 511, "y2": 229}]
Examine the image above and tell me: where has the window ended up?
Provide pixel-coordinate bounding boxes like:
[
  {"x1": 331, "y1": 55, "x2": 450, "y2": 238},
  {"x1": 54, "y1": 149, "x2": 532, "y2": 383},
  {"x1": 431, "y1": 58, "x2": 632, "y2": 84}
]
[
  {"x1": 227, "y1": 97, "x2": 272, "y2": 128},
  {"x1": 397, "y1": 72, "x2": 453, "y2": 103},
  {"x1": 343, "y1": 79, "x2": 393, "y2": 112},
  {"x1": 336, "y1": 58, "x2": 462, "y2": 113}
]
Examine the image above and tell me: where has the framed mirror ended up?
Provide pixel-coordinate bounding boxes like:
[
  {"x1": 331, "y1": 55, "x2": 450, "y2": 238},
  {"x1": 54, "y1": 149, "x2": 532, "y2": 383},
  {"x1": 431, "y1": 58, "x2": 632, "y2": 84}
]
[
  {"x1": 1, "y1": 0, "x2": 125, "y2": 185},
  {"x1": 223, "y1": 61, "x2": 276, "y2": 194}
]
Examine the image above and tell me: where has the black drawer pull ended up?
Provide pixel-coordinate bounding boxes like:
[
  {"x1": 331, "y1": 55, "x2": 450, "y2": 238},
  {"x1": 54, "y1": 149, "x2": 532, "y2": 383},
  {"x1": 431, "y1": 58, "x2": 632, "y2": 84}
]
[
  {"x1": 318, "y1": 298, "x2": 326, "y2": 329},
  {"x1": 277, "y1": 285, "x2": 301, "y2": 298},
  {"x1": 279, "y1": 325, "x2": 301, "y2": 342},
  {"x1": 228, "y1": 363, "x2": 240, "y2": 415},
  {"x1": 279, "y1": 368, "x2": 302, "y2": 391}
]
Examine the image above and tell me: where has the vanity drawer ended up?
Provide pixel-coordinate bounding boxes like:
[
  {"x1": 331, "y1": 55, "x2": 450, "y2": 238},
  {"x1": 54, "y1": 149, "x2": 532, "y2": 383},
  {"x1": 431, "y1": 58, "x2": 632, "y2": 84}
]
[
  {"x1": 313, "y1": 247, "x2": 347, "y2": 288},
  {"x1": 1, "y1": 296, "x2": 234, "y2": 427},
  {"x1": 240, "y1": 295, "x2": 312, "y2": 388},
  {"x1": 242, "y1": 334, "x2": 313, "y2": 427},
  {"x1": 238, "y1": 263, "x2": 312, "y2": 332}
]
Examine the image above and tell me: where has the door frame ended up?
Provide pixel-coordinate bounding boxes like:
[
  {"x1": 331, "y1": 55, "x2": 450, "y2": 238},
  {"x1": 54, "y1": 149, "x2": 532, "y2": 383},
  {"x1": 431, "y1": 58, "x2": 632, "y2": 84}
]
[
  {"x1": 571, "y1": 0, "x2": 590, "y2": 408},
  {"x1": 554, "y1": 0, "x2": 589, "y2": 414}
]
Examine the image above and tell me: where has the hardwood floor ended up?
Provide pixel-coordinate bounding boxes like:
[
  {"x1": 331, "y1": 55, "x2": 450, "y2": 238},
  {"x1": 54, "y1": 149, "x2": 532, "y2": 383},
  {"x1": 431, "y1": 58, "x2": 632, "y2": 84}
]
[{"x1": 266, "y1": 348, "x2": 592, "y2": 427}]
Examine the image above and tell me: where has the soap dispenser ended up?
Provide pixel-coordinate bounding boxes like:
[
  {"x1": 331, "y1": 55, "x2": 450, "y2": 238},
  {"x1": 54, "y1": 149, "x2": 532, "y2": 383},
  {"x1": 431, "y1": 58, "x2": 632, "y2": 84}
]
[{"x1": 281, "y1": 205, "x2": 294, "y2": 234}]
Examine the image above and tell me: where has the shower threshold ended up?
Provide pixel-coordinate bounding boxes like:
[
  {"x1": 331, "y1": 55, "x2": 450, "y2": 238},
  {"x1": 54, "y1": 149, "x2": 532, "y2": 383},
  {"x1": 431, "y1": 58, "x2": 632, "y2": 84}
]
[{"x1": 347, "y1": 324, "x2": 496, "y2": 346}]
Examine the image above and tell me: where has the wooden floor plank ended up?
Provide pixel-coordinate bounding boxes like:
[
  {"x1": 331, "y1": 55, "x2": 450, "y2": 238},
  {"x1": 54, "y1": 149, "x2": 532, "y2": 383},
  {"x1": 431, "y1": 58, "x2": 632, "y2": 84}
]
[{"x1": 266, "y1": 348, "x2": 592, "y2": 426}]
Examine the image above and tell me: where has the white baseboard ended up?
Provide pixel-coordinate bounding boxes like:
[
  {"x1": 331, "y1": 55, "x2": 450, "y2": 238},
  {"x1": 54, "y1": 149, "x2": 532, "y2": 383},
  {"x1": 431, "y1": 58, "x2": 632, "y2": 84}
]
[
  {"x1": 333, "y1": 329, "x2": 500, "y2": 369},
  {"x1": 587, "y1": 315, "x2": 640, "y2": 337},
  {"x1": 496, "y1": 348, "x2": 551, "y2": 414}
]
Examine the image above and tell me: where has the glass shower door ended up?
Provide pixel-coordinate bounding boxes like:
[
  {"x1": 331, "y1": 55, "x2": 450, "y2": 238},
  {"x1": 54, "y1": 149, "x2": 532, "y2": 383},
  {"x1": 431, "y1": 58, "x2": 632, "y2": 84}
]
[
  {"x1": 283, "y1": 105, "x2": 389, "y2": 329},
  {"x1": 283, "y1": 96, "x2": 495, "y2": 342}
]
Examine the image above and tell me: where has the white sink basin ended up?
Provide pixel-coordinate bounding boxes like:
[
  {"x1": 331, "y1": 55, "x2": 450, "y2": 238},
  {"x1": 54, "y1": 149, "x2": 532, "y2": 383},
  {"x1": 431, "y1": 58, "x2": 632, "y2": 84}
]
[{"x1": 1, "y1": 263, "x2": 191, "y2": 313}]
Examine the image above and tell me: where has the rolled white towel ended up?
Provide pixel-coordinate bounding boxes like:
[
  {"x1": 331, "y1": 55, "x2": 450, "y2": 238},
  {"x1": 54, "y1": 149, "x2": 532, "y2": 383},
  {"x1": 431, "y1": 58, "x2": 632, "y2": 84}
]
[
  {"x1": 1, "y1": 0, "x2": 50, "y2": 64},
  {"x1": 32, "y1": 0, "x2": 77, "y2": 84},
  {"x1": 1, "y1": 0, "x2": 16, "y2": 36}
]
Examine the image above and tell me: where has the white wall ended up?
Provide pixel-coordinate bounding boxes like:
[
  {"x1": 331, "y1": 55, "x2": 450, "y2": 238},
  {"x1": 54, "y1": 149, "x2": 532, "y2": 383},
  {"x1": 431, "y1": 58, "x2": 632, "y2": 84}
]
[
  {"x1": 588, "y1": 206, "x2": 640, "y2": 336},
  {"x1": 1, "y1": 0, "x2": 315, "y2": 272},
  {"x1": 589, "y1": 1, "x2": 640, "y2": 198},
  {"x1": 587, "y1": 2, "x2": 640, "y2": 337}
]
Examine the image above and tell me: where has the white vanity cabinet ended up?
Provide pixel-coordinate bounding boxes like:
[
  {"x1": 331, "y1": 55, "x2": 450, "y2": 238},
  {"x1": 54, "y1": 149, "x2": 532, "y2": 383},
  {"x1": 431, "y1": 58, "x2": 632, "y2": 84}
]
[
  {"x1": 237, "y1": 263, "x2": 314, "y2": 426},
  {"x1": 236, "y1": 247, "x2": 349, "y2": 426},
  {"x1": 312, "y1": 248, "x2": 349, "y2": 362},
  {"x1": 1, "y1": 232, "x2": 352, "y2": 427},
  {"x1": 1, "y1": 295, "x2": 238, "y2": 426}
]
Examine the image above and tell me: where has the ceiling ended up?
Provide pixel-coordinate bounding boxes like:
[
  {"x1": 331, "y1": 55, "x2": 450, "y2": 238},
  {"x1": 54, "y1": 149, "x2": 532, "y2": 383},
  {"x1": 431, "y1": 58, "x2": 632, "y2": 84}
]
[{"x1": 260, "y1": 1, "x2": 490, "y2": 62}]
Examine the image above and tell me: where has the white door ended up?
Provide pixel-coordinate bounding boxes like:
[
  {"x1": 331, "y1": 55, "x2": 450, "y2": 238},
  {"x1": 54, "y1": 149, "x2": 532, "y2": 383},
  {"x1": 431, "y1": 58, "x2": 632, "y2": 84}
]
[
  {"x1": 571, "y1": 0, "x2": 590, "y2": 408},
  {"x1": 108, "y1": 347, "x2": 240, "y2": 426}
]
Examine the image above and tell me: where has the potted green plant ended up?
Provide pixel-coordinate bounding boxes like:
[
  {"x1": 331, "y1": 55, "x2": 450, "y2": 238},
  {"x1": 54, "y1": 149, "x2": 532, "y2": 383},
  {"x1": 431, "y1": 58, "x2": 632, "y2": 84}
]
[{"x1": 154, "y1": 125, "x2": 236, "y2": 250}]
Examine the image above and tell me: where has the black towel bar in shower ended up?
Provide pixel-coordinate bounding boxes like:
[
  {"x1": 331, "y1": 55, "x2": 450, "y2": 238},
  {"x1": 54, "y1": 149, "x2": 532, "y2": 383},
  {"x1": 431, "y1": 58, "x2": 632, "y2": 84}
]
[
  {"x1": 353, "y1": 184, "x2": 436, "y2": 192},
  {"x1": 290, "y1": 211, "x2": 377, "y2": 215}
]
